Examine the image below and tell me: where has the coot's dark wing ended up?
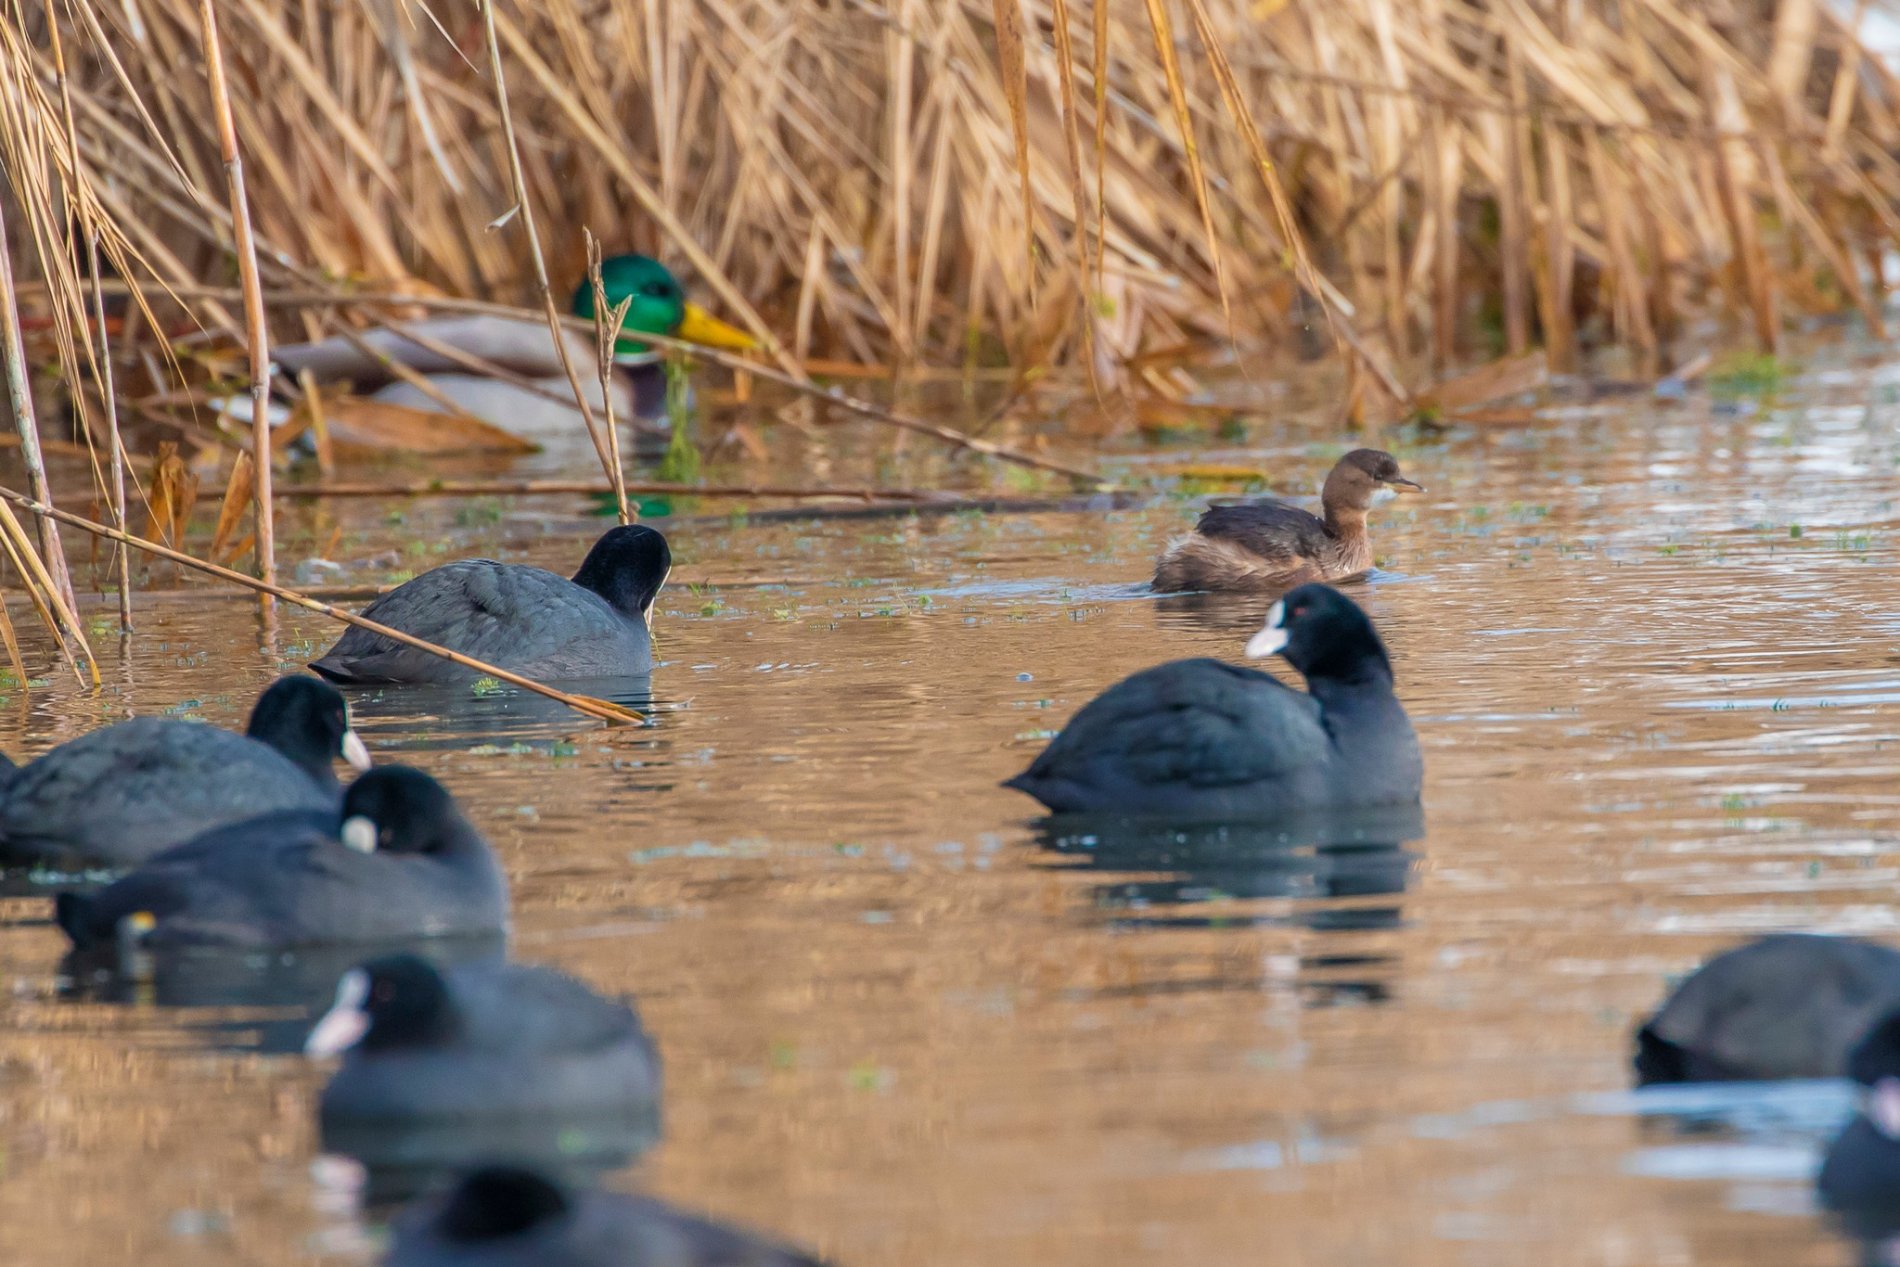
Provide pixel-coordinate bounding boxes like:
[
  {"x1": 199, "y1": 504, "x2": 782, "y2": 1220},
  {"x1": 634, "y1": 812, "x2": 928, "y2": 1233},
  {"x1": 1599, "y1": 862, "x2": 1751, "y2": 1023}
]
[
  {"x1": 386, "y1": 1185, "x2": 827, "y2": 1267},
  {"x1": 1, "y1": 718, "x2": 333, "y2": 868},
  {"x1": 1008, "y1": 659, "x2": 1328, "y2": 812},
  {"x1": 613, "y1": 1194, "x2": 830, "y2": 1267},
  {"x1": 311, "y1": 561, "x2": 642, "y2": 684},
  {"x1": 55, "y1": 808, "x2": 335, "y2": 948},
  {"x1": 453, "y1": 964, "x2": 651, "y2": 1056},
  {"x1": 1194, "y1": 499, "x2": 1331, "y2": 564},
  {"x1": 319, "y1": 961, "x2": 656, "y2": 1128},
  {"x1": 1637, "y1": 934, "x2": 1900, "y2": 1082},
  {"x1": 62, "y1": 811, "x2": 505, "y2": 950}
]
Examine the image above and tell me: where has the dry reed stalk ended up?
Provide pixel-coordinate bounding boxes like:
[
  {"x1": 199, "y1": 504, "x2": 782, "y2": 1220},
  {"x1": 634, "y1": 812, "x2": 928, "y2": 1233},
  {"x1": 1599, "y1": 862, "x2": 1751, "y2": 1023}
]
[
  {"x1": 0, "y1": 183, "x2": 81, "y2": 635},
  {"x1": 195, "y1": 0, "x2": 275, "y2": 605},
  {"x1": 1706, "y1": 55, "x2": 1779, "y2": 353},
  {"x1": 0, "y1": 486, "x2": 646, "y2": 724},
  {"x1": 0, "y1": 576, "x2": 28, "y2": 687},
  {"x1": 270, "y1": 478, "x2": 951, "y2": 501},
  {"x1": 475, "y1": 0, "x2": 616, "y2": 486},
  {"x1": 0, "y1": 498, "x2": 94, "y2": 684},
  {"x1": 208, "y1": 450, "x2": 255, "y2": 563},
  {"x1": 42, "y1": 0, "x2": 131, "y2": 630},
  {"x1": 992, "y1": 0, "x2": 1037, "y2": 311},
  {"x1": 296, "y1": 367, "x2": 335, "y2": 476},
  {"x1": 85, "y1": 237, "x2": 132, "y2": 629},
  {"x1": 7, "y1": 0, "x2": 1900, "y2": 469},
  {"x1": 584, "y1": 232, "x2": 633, "y2": 525}
]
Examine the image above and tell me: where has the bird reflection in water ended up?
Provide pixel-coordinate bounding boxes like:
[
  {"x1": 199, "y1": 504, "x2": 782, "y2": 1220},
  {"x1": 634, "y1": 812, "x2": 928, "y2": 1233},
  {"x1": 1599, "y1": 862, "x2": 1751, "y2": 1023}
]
[{"x1": 1027, "y1": 804, "x2": 1423, "y2": 1007}]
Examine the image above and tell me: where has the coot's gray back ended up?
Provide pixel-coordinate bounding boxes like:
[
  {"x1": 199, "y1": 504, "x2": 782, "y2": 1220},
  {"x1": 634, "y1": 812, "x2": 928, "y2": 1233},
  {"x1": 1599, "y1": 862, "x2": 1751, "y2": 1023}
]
[
  {"x1": 56, "y1": 767, "x2": 508, "y2": 950},
  {"x1": 0, "y1": 718, "x2": 333, "y2": 869},
  {"x1": 315, "y1": 957, "x2": 660, "y2": 1127},
  {"x1": 313, "y1": 561, "x2": 651, "y2": 685},
  {"x1": 1636, "y1": 934, "x2": 1900, "y2": 1082},
  {"x1": 312, "y1": 526, "x2": 670, "y2": 686},
  {"x1": 386, "y1": 1167, "x2": 827, "y2": 1267}
]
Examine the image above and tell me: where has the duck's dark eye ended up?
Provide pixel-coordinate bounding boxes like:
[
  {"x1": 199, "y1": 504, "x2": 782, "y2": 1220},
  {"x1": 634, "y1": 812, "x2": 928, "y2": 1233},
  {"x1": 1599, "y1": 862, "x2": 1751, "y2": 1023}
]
[{"x1": 641, "y1": 281, "x2": 672, "y2": 299}]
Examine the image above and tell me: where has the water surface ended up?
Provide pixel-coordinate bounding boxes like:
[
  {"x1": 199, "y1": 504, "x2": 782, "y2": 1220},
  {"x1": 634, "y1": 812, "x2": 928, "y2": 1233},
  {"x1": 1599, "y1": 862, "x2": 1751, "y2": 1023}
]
[{"x1": 5, "y1": 345, "x2": 1900, "y2": 1264}]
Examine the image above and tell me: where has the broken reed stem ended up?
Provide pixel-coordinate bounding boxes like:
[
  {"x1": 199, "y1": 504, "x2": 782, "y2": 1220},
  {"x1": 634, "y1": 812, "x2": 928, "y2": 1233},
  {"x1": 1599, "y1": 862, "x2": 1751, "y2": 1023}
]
[
  {"x1": 44, "y1": 4, "x2": 131, "y2": 632},
  {"x1": 0, "y1": 486, "x2": 643, "y2": 725},
  {"x1": 196, "y1": 0, "x2": 275, "y2": 606},
  {"x1": 476, "y1": 0, "x2": 618, "y2": 487},
  {"x1": 0, "y1": 191, "x2": 80, "y2": 633},
  {"x1": 270, "y1": 478, "x2": 949, "y2": 500},
  {"x1": 585, "y1": 232, "x2": 633, "y2": 525},
  {"x1": 85, "y1": 234, "x2": 132, "y2": 631},
  {"x1": 0, "y1": 498, "x2": 94, "y2": 686}
]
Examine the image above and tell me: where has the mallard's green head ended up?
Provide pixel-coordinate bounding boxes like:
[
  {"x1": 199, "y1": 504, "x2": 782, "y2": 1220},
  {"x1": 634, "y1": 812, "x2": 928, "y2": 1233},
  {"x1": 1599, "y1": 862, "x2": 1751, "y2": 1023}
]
[{"x1": 571, "y1": 254, "x2": 755, "y2": 357}]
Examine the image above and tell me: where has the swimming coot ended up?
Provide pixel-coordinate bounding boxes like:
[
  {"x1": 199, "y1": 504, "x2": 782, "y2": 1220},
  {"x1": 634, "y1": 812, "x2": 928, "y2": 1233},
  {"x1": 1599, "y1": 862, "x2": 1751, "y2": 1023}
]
[
  {"x1": 1819, "y1": 1010, "x2": 1900, "y2": 1220},
  {"x1": 311, "y1": 526, "x2": 670, "y2": 686},
  {"x1": 384, "y1": 1166, "x2": 827, "y2": 1267},
  {"x1": 54, "y1": 766, "x2": 508, "y2": 952},
  {"x1": 1004, "y1": 583, "x2": 1420, "y2": 817},
  {"x1": 1634, "y1": 934, "x2": 1900, "y2": 1084},
  {"x1": 308, "y1": 955, "x2": 659, "y2": 1133},
  {"x1": 1152, "y1": 448, "x2": 1422, "y2": 593},
  {"x1": 0, "y1": 675, "x2": 370, "y2": 869}
]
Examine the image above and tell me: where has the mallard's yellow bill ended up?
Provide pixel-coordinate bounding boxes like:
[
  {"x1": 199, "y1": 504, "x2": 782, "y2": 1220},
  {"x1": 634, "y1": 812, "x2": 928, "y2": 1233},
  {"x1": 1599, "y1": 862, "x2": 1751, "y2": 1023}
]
[{"x1": 675, "y1": 303, "x2": 758, "y2": 351}]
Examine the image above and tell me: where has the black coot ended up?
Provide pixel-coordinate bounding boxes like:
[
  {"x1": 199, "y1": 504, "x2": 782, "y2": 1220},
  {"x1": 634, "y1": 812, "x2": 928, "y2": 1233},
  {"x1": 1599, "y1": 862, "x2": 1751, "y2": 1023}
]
[
  {"x1": 1004, "y1": 583, "x2": 1420, "y2": 816},
  {"x1": 1820, "y1": 1010, "x2": 1900, "y2": 1225},
  {"x1": 1634, "y1": 934, "x2": 1900, "y2": 1083},
  {"x1": 311, "y1": 526, "x2": 670, "y2": 685},
  {"x1": 54, "y1": 766, "x2": 508, "y2": 951},
  {"x1": 0, "y1": 674, "x2": 370, "y2": 869},
  {"x1": 384, "y1": 1166, "x2": 827, "y2": 1267},
  {"x1": 308, "y1": 954, "x2": 659, "y2": 1131}
]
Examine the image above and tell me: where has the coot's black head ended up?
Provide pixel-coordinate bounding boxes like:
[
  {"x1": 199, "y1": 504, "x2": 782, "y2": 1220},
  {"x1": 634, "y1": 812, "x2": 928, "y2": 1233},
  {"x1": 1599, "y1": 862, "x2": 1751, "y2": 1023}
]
[
  {"x1": 435, "y1": 1166, "x2": 572, "y2": 1243},
  {"x1": 571, "y1": 525, "x2": 671, "y2": 623},
  {"x1": 337, "y1": 765, "x2": 479, "y2": 857},
  {"x1": 1848, "y1": 1010, "x2": 1900, "y2": 1141},
  {"x1": 304, "y1": 954, "x2": 457, "y2": 1057},
  {"x1": 1850, "y1": 1012, "x2": 1900, "y2": 1088},
  {"x1": 1244, "y1": 583, "x2": 1393, "y2": 683},
  {"x1": 1321, "y1": 448, "x2": 1423, "y2": 512},
  {"x1": 246, "y1": 675, "x2": 371, "y2": 784}
]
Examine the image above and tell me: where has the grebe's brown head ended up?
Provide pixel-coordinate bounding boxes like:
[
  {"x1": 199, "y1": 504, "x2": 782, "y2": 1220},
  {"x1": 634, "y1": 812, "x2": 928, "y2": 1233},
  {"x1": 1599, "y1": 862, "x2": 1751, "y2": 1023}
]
[{"x1": 1321, "y1": 449, "x2": 1423, "y2": 513}]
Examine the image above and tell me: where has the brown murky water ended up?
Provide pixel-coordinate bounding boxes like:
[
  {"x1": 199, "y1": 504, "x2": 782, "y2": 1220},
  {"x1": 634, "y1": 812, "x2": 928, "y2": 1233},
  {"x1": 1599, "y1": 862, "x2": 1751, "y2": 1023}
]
[{"x1": 5, "y1": 343, "x2": 1900, "y2": 1266}]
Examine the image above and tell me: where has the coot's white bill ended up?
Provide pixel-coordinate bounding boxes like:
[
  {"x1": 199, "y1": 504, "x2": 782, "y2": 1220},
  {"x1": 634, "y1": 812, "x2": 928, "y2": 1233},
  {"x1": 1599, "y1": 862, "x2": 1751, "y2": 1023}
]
[
  {"x1": 1874, "y1": 1076, "x2": 1900, "y2": 1138},
  {"x1": 341, "y1": 815, "x2": 378, "y2": 854},
  {"x1": 1245, "y1": 599, "x2": 1289, "y2": 658},
  {"x1": 306, "y1": 969, "x2": 372, "y2": 1057}
]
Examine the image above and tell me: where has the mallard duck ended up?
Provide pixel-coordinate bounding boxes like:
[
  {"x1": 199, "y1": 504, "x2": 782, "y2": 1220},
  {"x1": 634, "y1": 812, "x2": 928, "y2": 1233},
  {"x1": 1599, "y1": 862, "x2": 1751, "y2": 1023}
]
[
  {"x1": 273, "y1": 255, "x2": 755, "y2": 446},
  {"x1": 1152, "y1": 449, "x2": 1423, "y2": 593}
]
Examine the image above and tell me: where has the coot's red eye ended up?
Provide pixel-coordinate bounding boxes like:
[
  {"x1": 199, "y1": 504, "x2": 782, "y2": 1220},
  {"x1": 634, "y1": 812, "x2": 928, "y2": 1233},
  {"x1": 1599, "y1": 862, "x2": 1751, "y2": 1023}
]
[{"x1": 1292, "y1": 605, "x2": 1308, "y2": 618}]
